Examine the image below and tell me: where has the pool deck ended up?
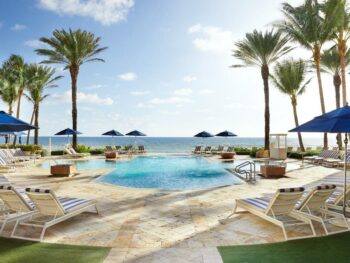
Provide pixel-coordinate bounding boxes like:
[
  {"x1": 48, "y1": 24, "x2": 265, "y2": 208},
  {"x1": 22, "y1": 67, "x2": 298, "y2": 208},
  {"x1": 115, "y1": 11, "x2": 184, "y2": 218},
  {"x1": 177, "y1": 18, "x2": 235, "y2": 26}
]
[{"x1": 1, "y1": 154, "x2": 343, "y2": 263}]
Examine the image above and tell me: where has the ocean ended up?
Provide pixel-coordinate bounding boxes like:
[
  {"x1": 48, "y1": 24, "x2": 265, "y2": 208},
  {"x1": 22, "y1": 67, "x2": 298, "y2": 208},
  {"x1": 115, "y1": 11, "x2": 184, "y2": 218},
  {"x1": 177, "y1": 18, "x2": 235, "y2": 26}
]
[{"x1": 18, "y1": 136, "x2": 337, "y2": 153}]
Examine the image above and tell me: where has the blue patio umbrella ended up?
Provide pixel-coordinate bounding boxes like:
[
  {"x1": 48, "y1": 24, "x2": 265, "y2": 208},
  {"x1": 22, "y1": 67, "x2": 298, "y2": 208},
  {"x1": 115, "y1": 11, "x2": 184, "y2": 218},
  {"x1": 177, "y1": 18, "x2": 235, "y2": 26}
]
[
  {"x1": 289, "y1": 105, "x2": 350, "y2": 215},
  {"x1": 0, "y1": 111, "x2": 36, "y2": 132},
  {"x1": 194, "y1": 131, "x2": 214, "y2": 138},
  {"x1": 102, "y1": 130, "x2": 124, "y2": 145},
  {"x1": 55, "y1": 128, "x2": 82, "y2": 144},
  {"x1": 215, "y1": 130, "x2": 237, "y2": 137},
  {"x1": 126, "y1": 130, "x2": 146, "y2": 146},
  {"x1": 126, "y1": 130, "x2": 146, "y2": 136}
]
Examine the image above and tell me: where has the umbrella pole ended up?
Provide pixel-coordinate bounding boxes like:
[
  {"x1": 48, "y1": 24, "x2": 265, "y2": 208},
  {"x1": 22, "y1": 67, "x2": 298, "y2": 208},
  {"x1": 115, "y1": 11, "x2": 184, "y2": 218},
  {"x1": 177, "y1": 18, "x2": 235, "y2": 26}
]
[{"x1": 344, "y1": 134, "x2": 348, "y2": 216}]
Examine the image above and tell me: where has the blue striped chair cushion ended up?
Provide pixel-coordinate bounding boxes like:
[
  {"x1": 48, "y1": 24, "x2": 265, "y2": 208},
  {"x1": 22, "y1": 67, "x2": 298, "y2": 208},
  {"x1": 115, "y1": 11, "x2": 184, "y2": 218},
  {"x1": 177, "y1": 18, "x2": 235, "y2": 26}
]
[
  {"x1": 25, "y1": 188, "x2": 51, "y2": 194},
  {"x1": 240, "y1": 197, "x2": 271, "y2": 209},
  {"x1": 279, "y1": 187, "x2": 305, "y2": 193},
  {"x1": 0, "y1": 185, "x2": 13, "y2": 190},
  {"x1": 0, "y1": 185, "x2": 35, "y2": 209},
  {"x1": 316, "y1": 184, "x2": 336, "y2": 190},
  {"x1": 57, "y1": 197, "x2": 91, "y2": 212}
]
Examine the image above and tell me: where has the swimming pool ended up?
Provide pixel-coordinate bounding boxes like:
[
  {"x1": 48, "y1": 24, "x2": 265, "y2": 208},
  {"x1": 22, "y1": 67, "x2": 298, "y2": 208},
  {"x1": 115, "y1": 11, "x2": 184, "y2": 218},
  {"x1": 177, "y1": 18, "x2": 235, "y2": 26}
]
[{"x1": 95, "y1": 156, "x2": 242, "y2": 190}]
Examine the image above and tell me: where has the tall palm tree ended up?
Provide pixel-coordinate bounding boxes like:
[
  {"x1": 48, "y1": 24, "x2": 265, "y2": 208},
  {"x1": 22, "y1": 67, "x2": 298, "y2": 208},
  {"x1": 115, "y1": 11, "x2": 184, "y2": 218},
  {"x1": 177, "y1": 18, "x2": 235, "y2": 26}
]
[
  {"x1": 323, "y1": 0, "x2": 350, "y2": 106},
  {"x1": 320, "y1": 47, "x2": 350, "y2": 148},
  {"x1": 271, "y1": 59, "x2": 311, "y2": 152},
  {"x1": 24, "y1": 64, "x2": 62, "y2": 145},
  {"x1": 232, "y1": 29, "x2": 293, "y2": 150},
  {"x1": 276, "y1": 0, "x2": 339, "y2": 149},
  {"x1": 35, "y1": 29, "x2": 107, "y2": 148}
]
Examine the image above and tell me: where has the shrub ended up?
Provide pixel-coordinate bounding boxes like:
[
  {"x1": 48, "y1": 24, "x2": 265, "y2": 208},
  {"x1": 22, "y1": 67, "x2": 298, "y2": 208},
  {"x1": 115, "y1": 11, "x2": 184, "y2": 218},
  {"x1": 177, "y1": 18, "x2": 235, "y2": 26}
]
[
  {"x1": 89, "y1": 148, "x2": 104, "y2": 155},
  {"x1": 287, "y1": 150, "x2": 320, "y2": 159},
  {"x1": 250, "y1": 147, "x2": 264, "y2": 158},
  {"x1": 75, "y1": 144, "x2": 90, "y2": 153},
  {"x1": 234, "y1": 147, "x2": 251, "y2": 155}
]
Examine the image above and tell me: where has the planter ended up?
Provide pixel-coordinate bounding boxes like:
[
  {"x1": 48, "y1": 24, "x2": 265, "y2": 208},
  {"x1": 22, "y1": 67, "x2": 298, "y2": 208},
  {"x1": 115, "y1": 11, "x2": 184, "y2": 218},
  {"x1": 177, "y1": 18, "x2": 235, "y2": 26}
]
[
  {"x1": 105, "y1": 151, "x2": 118, "y2": 159},
  {"x1": 51, "y1": 164, "x2": 77, "y2": 177},
  {"x1": 221, "y1": 152, "x2": 235, "y2": 159},
  {"x1": 260, "y1": 165, "x2": 286, "y2": 178},
  {"x1": 256, "y1": 150, "x2": 269, "y2": 158}
]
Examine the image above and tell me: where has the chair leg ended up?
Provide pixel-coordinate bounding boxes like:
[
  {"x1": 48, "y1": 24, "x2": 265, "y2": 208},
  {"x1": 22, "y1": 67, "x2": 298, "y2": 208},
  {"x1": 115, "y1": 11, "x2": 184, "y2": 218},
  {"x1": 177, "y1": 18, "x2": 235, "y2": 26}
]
[{"x1": 0, "y1": 219, "x2": 8, "y2": 235}]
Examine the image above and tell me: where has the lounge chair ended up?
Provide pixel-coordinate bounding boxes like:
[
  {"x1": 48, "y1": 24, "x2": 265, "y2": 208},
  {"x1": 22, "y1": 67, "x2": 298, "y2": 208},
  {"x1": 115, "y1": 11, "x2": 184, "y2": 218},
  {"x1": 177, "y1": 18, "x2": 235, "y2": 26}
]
[
  {"x1": 234, "y1": 187, "x2": 315, "y2": 240},
  {"x1": 105, "y1": 145, "x2": 113, "y2": 151},
  {"x1": 115, "y1": 145, "x2": 122, "y2": 151},
  {"x1": 11, "y1": 188, "x2": 98, "y2": 241},
  {"x1": 226, "y1": 146, "x2": 235, "y2": 153},
  {"x1": 138, "y1": 145, "x2": 146, "y2": 153},
  {"x1": 322, "y1": 152, "x2": 345, "y2": 168},
  {"x1": 192, "y1": 146, "x2": 202, "y2": 154},
  {"x1": 296, "y1": 185, "x2": 350, "y2": 235},
  {"x1": 14, "y1": 148, "x2": 40, "y2": 160},
  {"x1": 0, "y1": 185, "x2": 35, "y2": 235},
  {"x1": 304, "y1": 150, "x2": 339, "y2": 164},
  {"x1": 64, "y1": 146, "x2": 89, "y2": 158},
  {"x1": 202, "y1": 146, "x2": 212, "y2": 154},
  {"x1": 212, "y1": 145, "x2": 224, "y2": 154}
]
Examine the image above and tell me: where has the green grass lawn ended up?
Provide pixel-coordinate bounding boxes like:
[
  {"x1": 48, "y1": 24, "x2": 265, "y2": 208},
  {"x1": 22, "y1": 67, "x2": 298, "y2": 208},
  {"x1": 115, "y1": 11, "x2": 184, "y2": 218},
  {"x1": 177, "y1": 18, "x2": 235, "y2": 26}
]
[
  {"x1": 218, "y1": 232, "x2": 350, "y2": 263},
  {"x1": 0, "y1": 237, "x2": 110, "y2": 263}
]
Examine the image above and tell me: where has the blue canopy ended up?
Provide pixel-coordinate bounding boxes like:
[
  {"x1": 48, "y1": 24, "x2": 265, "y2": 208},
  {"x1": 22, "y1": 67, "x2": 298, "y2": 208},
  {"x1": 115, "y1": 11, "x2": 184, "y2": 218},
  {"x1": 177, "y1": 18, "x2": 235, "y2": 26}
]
[
  {"x1": 215, "y1": 130, "x2": 237, "y2": 137},
  {"x1": 102, "y1": 130, "x2": 124, "y2": 136},
  {"x1": 0, "y1": 111, "x2": 36, "y2": 132},
  {"x1": 194, "y1": 131, "x2": 214, "y2": 138},
  {"x1": 55, "y1": 128, "x2": 82, "y2": 136},
  {"x1": 126, "y1": 130, "x2": 146, "y2": 136},
  {"x1": 289, "y1": 105, "x2": 350, "y2": 133}
]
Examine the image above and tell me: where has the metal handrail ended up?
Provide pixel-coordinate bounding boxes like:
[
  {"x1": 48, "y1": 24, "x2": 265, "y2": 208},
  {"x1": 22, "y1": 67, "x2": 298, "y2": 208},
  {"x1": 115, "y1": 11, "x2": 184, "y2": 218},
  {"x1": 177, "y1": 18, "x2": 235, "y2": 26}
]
[{"x1": 234, "y1": 160, "x2": 256, "y2": 182}]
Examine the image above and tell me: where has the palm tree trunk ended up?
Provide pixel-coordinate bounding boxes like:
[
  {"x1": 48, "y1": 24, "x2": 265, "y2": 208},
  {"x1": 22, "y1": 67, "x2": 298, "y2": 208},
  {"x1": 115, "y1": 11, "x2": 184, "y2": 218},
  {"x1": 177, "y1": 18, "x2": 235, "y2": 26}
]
[
  {"x1": 339, "y1": 37, "x2": 347, "y2": 106},
  {"x1": 291, "y1": 96, "x2": 304, "y2": 152},
  {"x1": 334, "y1": 74, "x2": 343, "y2": 149},
  {"x1": 34, "y1": 104, "x2": 39, "y2": 145},
  {"x1": 314, "y1": 46, "x2": 328, "y2": 149},
  {"x1": 13, "y1": 88, "x2": 24, "y2": 145},
  {"x1": 261, "y1": 64, "x2": 270, "y2": 151},
  {"x1": 26, "y1": 107, "x2": 35, "y2": 144},
  {"x1": 69, "y1": 65, "x2": 79, "y2": 149}
]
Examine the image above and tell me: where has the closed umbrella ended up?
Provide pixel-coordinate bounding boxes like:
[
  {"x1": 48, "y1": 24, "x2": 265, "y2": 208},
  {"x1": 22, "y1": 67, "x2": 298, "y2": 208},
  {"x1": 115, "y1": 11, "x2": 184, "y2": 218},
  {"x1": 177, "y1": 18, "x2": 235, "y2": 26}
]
[
  {"x1": 289, "y1": 105, "x2": 350, "y2": 215},
  {"x1": 102, "y1": 130, "x2": 124, "y2": 145}
]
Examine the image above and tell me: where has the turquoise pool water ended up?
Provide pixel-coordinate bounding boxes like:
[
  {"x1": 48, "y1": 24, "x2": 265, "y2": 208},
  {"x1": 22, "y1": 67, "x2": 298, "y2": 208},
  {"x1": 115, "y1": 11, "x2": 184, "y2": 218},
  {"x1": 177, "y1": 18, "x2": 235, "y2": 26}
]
[{"x1": 96, "y1": 156, "x2": 242, "y2": 189}]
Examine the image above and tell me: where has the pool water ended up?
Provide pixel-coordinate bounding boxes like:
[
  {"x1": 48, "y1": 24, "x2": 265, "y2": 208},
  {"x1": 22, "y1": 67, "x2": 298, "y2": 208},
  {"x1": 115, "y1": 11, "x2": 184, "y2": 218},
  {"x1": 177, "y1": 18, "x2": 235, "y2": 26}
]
[{"x1": 96, "y1": 156, "x2": 242, "y2": 189}]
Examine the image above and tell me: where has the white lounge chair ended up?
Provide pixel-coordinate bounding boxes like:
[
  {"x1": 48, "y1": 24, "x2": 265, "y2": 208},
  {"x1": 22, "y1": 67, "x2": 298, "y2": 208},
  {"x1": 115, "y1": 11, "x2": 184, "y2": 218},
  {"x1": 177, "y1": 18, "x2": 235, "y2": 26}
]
[
  {"x1": 64, "y1": 145, "x2": 89, "y2": 158},
  {"x1": 12, "y1": 188, "x2": 98, "y2": 241},
  {"x1": 192, "y1": 146, "x2": 202, "y2": 154},
  {"x1": 234, "y1": 187, "x2": 315, "y2": 240},
  {"x1": 0, "y1": 185, "x2": 35, "y2": 235},
  {"x1": 296, "y1": 185, "x2": 350, "y2": 235}
]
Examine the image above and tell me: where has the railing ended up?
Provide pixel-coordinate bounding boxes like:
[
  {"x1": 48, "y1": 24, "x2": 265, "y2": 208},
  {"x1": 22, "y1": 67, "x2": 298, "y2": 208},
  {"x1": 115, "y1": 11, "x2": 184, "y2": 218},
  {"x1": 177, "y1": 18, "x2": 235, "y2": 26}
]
[{"x1": 234, "y1": 160, "x2": 256, "y2": 182}]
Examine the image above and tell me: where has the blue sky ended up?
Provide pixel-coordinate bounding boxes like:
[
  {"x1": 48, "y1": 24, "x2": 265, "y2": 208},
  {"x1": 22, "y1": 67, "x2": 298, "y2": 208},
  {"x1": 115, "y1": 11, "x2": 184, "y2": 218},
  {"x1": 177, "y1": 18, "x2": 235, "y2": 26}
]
[{"x1": 0, "y1": 0, "x2": 336, "y2": 137}]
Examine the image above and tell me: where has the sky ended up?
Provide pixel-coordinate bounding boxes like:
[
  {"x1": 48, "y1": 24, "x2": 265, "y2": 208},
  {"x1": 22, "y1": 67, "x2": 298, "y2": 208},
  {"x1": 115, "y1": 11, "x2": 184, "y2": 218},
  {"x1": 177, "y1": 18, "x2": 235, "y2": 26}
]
[{"x1": 0, "y1": 0, "x2": 341, "y2": 138}]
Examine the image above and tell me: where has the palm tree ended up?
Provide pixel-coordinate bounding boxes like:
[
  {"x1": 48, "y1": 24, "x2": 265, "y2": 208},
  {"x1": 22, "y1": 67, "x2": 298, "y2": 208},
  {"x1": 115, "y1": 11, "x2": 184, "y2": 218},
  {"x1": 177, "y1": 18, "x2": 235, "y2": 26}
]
[
  {"x1": 271, "y1": 59, "x2": 311, "y2": 152},
  {"x1": 323, "y1": 0, "x2": 350, "y2": 106},
  {"x1": 35, "y1": 29, "x2": 107, "y2": 148},
  {"x1": 232, "y1": 29, "x2": 293, "y2": 150},
  {"x1": 320, "y1": 47, "x2": 350, "y2": 148},
  {"x1": 0, "y1": 78, "x2": 17, "y2": 115},
  {"x1": 24, "y1": 64, "x2": 62, "y2": 145},
  {"x1": 0, "y1": 55, "x2": 27, "y2": 118},
  {"x1": 276, "y1": 0, "x2": 339, "y2": 149}
]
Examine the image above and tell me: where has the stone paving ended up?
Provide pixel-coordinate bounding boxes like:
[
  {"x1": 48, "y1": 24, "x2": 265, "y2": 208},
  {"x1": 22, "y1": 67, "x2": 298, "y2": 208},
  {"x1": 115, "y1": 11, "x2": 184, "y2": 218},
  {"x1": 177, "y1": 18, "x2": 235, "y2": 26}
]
[{"x1": 0, "y1": 155, "x2": 342, "y2": 262}]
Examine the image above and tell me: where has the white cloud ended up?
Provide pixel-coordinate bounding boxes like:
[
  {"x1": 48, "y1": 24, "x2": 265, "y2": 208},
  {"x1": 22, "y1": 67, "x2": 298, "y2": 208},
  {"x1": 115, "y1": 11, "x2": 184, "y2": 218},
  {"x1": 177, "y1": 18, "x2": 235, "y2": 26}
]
[
  {"x1": 199, "y1": 89, "x2": 215, "y2": 95},
  {"x1": 188, "y1": 23, "x2": 234, "y2": 54},
  {"x1": 24, "y1": 39, "x2": 48, "y2": 48},
  {"x1": 37, "y1": 0, "x2": 134, "y2": 26},
  {"x1": 52, "y1": 90, "x2": 113, "y2": 105},
  {"x1": 173, "y1": 88, "x2": 192, "y2": 96},
  {"x1": 11, "y1": 24, "x2": 26, "y2": 31},
  {"x1": 137, "y1": 103, "x2": 153, "y2": 108},
  {"x1": 183, "y1": 75, "x2": 197, "y2": 83},
  {"x1": 149, "y1": 96, "x2": 191, "y2": 105},
  {"x1": 130, "y1": 90, "x2": 149, "y2": 96},
  {"x1": 119, "y1": 72, "x2": 137, "y2": 81}
]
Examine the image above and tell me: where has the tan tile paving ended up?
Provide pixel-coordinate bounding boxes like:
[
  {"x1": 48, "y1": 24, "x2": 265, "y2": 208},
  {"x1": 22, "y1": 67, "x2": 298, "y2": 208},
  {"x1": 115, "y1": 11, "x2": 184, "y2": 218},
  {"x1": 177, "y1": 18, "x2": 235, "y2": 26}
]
[{"x1": 1, "y1": 155, "x2": 343, "y2": 262}]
